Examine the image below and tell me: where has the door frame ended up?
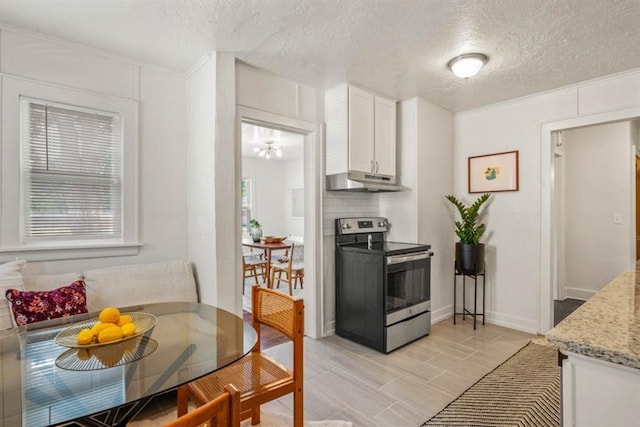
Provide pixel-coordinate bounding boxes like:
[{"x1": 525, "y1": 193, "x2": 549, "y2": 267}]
[
  {"x1": 552, "y1": 131, "x2": 566, "y2": 302},
  {"x1": 236, "y1": 105, "x2": 323, "y2": 338},
  {"x1": 540, "y1": 106, "x2": 640, "y2": 333}
]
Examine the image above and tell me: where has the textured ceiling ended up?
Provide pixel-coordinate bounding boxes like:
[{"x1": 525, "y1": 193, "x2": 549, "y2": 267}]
[{"x1": 1, "y1": 0, "x2": 640, "y2": 111}]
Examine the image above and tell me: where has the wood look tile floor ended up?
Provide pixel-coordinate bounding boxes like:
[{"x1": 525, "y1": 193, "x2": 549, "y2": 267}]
[{"x1": 131, "y1": 317, "x2": 536, "y2": 426}]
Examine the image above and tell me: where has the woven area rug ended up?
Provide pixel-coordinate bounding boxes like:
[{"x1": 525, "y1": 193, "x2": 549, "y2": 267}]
[{"x1": 422, "y1": 342, "x2": 560, "y2": 426}]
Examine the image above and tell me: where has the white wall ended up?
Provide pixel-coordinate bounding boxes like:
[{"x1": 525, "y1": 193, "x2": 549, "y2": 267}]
[
  {"x1": 187, "y1": 53, "x2": 238, "y2": 312},
  {"x1": 380, "y1": 99, "x2": 418, "y2": 243},
  {"x1": 455, "y1": 67, "x2": 640, "y2": 333},
  {"x1": 455, "y1": 89, "x2": 577, "y2": 333},
  {"x1": 283, "y1": 159, "x2": 305, "y2": 238},
  {"x1": 416, "y1": 98, "x2": 454, "y2": 322},
  {"x1": 187, "y1": 56, "x2": 217, "y2": 306},
  {"x1": 564, "y1": 122, "x2": 633, "y2": 298},
  {"x1": 242, "y1": 157, "x2": 286, "y2": 235},
  {"x1": 0, "y1": 28, "x2": 189, "y2": 276},
  {"x1": 241, "y1": 156, "x2": 304, "y2": 238}
]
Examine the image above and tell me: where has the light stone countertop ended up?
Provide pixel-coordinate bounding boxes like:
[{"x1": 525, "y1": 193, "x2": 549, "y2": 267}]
[{"x1": 546, "y1": 265, "x2": 640, "y2": 369}]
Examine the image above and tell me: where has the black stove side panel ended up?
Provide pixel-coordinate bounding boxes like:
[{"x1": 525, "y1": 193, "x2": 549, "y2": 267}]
[{"x1": 335, "y1": 249, "x2": 384, "y2": 352}]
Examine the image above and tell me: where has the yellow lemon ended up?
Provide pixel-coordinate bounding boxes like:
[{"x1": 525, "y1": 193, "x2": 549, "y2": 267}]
[
  {"x1": 99, "y1": 307, "x2": 121, "y2": 324},
  {"x1": 116, "y1": 315, "x2": 133, "y2": 327},
  {"x1": 98, "y1": 325, "x2": 124, "y2": 343},
  {"x1": 91, "y1": 322, "x2": 112, "y2": 336},
  {"x1": 76, "y1": 328, "x2": 94, "y2": 345},
  {"x1": 121, "y1": 322, "x2": 136, "y2": 337}
]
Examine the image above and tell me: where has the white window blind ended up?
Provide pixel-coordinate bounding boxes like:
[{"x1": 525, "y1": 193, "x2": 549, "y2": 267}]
[
  {"x1": 241, "y1": 177, "x2": 252, "y2": 231},
  {"x1": 21, "y1": 97, "x2": 123, "y2": 243}
]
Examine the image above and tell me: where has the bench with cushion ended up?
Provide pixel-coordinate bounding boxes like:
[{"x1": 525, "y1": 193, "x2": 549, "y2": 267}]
[{"x1": 0, "y1": 259, "x2": 198, "y2": 329}]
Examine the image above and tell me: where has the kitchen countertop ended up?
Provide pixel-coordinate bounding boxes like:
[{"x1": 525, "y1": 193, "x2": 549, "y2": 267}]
[{"x1": 546, "y1": 263, "x2": 640, "y2": 369}]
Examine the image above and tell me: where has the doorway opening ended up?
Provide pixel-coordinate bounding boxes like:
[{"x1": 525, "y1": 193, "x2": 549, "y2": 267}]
[
  {"x1": 236, "y1": 105, "x2": 322, "y2": 339},
  {"x1": 241, "y1": 121, "x2": 305, "y2": 316},
  {"x1": 541, "y1": 112, "x2": 640, "y2": 332}
]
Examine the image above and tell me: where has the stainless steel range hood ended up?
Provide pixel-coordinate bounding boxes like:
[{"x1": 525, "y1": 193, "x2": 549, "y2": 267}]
[{"x1": 326, "y1": 172, "x2": 405, "y2": 192}]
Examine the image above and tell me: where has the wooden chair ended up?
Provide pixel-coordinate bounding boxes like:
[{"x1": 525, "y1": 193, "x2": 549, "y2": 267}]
[
  {"x1": 270, "y1": 242, "x2": 304, "y2": 295},
  {"x1": 242, "y1": 249, "x2": 267, "y2": 294},
  {"x1": 166, "y1": 383, "x2": 240, "y2": 427},
  {"x1": 176, "y1": 286, "x2": 304, "y2": 426}
]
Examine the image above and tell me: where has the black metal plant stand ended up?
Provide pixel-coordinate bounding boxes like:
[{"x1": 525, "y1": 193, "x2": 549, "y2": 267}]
[{"x1": 453, "y1": 262, "x2": 486, "y2": 330}]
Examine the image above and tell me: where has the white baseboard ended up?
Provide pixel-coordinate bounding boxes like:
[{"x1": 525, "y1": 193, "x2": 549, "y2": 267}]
[
  {"x1": 432, "y1": 305, "x2": 537, "y2": 334},
  {"x1": 487, "y1": 311, "x2": 538, "y2": 334},
  {"x1": 324, "y1": 320, "x2": 335, "y2": 337},
  {"x1": 431, "y1": 304, "x2": 453, "y2": 324},
  {"x1": 564, "y1": 287, "x2": 594, "y2": 301}
]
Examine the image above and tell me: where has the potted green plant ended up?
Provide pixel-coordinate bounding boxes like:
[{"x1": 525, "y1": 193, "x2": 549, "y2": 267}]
[
  {"x1": 445, "y1": 193, "x2": 491, "y2": 274},
  {"x1": 249, "y1": 219, "x2": 262, "y2": 242}
]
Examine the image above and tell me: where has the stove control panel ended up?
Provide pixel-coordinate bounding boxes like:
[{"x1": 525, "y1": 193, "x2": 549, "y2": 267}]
[{"x1": 337, "y1": 217, "x2": 389, "y2": 234}]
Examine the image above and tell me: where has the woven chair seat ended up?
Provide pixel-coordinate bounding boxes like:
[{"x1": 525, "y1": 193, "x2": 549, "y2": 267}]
[
  {"x1": 244, "y1": 257, "x2": 267, "y2": 267},
  {"x1": 188, "y1": 352, "x2": 292, "y2": 404}
]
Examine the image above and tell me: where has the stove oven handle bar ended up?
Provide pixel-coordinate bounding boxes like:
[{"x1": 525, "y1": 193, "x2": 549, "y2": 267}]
[{"x1": 386, "y1": 251, "x2": 434, "y2": 265}]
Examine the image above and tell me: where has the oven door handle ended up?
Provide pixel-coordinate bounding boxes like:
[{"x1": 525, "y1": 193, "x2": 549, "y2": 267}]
[{"x1": 386, "y1": 251, "x2": 433, "y2": 265}]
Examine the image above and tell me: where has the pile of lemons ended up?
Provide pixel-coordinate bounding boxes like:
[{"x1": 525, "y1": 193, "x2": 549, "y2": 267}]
[{"x1": 76, "y1": 307, "x2": 137, "y2": 345}]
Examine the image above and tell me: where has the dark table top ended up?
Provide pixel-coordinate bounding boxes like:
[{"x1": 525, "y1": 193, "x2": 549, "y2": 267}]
[{"x1": 0, "y1": 302, "x2": 257, "y2": 426}]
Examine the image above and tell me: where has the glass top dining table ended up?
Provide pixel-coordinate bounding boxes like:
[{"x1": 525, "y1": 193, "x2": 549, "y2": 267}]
[{"x1": 0, "y1": 302, "x2": 257, "y2": 426}]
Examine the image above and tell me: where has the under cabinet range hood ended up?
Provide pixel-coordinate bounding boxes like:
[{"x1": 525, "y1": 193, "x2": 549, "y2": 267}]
[{"x1": 326, "y1": 171, "x2": 405, "y2": 192}]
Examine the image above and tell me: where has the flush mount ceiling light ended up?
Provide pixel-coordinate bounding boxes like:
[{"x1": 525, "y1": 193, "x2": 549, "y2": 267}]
[
  {"x1": 253, "y1": 141, "x2": 282, "y2": 159},
  {"x1": 447, "y1": 53, "x2": 489, "y2": 78}
]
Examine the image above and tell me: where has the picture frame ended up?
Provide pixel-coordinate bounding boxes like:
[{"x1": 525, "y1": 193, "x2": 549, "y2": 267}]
[{"x1": 468, "y1": 150, "x2": 519, "y2": 193}]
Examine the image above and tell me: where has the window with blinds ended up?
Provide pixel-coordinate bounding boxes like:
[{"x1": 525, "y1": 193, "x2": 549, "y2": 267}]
[
  {"x1": 241, "y1": 177, "x2": 252, "y2": 232},
  {"x1": 21, "y1": 97, "x2": 123, "y2": 244}
]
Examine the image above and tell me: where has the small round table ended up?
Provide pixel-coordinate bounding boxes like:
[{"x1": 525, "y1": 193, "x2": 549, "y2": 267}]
[{"x1": 1, "y1": 302, "x2": 257, "y2": 427}]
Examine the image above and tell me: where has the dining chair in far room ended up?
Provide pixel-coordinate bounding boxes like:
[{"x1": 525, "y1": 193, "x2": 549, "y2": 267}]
[
  {"x1": 270, "y1": 242, "x2": 304, "y2": 296},
  {"x1": 242, "y1": 249, "x2": 267, "y2": 294},
  {"x1": 177, "y1": 285, "x2": 304, "y2": 427},
  {"x1": 166, "y1": 383, "x2": 240, "y2": 427}
]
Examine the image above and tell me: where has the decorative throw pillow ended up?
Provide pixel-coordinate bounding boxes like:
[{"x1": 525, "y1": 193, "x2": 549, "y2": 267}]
[
  {"x1": 0, "y1": 259, "x2": 27, "y2": 330},
  {"x1": 5, "y1": 280, "x2": 88, "y2": 326}
]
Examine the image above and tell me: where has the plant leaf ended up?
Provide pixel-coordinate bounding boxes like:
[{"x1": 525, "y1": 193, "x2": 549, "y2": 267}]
[{"x1": 445, "y1": 193, "x2": 491, "y2": 244}]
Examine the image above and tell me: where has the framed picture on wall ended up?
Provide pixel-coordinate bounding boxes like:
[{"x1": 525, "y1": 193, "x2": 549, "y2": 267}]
[{"x1": 468, "y1": 150, "x2": 519, "y2": 193}]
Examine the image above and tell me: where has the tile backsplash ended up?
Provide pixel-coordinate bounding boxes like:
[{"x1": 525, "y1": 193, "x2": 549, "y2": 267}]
[{"x1": 322, "y1": 191, "x2": 380, "y2": 236}]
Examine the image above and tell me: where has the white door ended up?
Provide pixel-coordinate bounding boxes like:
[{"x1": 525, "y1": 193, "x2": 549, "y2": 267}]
[
  {"x1": 374, "y1": 95, "x2": 397, "y2": 177},
  {"x1": 348, "y1": 86, "x2": 374, "y2": 174}
]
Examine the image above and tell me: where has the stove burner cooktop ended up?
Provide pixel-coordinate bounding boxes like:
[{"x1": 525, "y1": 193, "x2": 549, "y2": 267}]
[{"x1": 338, "y1": 241, "x2": 430, "y2": 256}]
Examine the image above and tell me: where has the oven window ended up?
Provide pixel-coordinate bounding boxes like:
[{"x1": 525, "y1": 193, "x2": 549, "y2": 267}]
[{"x1": 386, "y1": 260, "x2": 429, "y2": 312}]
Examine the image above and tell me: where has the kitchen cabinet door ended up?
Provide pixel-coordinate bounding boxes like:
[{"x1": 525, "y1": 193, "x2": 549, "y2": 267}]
[
  {"x1": 348, "y1": 86, "x2": 374, "y2": 174},
  {"x1": 374, "y1": 95, "x2": 397, "y2": 177}
]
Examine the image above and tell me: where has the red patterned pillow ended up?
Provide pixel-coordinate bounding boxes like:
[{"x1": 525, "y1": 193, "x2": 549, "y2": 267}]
[{"x1": 5, "y1": 280, "x2": 88, "y2": 326}]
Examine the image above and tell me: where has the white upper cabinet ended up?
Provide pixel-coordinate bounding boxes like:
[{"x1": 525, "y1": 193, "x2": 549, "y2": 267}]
[
  {"x1": 326, "y1": 83, "x2": 397, "y2": 178},
  {"x1": 348, "y1": 86, "x2": 375, "y2": 174},
  {"x1": 373, "y1": 95, "x2": 397, "y2": 177}
]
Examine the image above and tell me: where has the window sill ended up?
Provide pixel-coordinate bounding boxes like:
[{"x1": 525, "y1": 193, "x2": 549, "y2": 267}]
[{"x1": 0, "y1": 243, "x2": 142, "y2": 262}]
